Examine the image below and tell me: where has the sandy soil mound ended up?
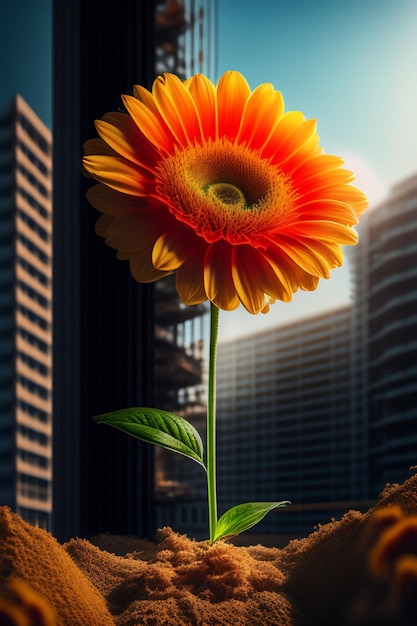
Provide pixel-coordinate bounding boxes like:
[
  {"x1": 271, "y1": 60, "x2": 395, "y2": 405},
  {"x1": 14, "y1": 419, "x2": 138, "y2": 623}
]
[{"x1": 1, "y1": 473, "x2": 417, "y2": 625}]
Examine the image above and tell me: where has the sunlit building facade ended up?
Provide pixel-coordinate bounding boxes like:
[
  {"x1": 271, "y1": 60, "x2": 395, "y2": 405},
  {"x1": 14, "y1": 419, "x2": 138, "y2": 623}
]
[{"x1": 0, "y1": 95, "x2": 53, "y2": 530}]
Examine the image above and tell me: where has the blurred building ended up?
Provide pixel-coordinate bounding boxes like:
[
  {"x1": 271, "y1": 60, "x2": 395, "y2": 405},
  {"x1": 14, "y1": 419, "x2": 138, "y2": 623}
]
[
  {"x1": 216, "y1": 306, "x2": 371, "y2": 537},
  {"x1": 52, "y1": 0, "x2": 216, "y2": 542},
  {"x1": 152, "y1": 0, "x2": 216, "y2": 536},
  {"x1": 0, "y1": 95, "x2": 53, "y2": 530},
  {"x1": 352, "y1": 172, "x2": 417, "y2": 494},
  {"x1": 154, "y1": 278, "x2": 209, "y2": 531},
  {"x1": 53, "y1": 0, "x2": 157, "y2": 542},
  {"x1": 213, "y1": 172, "x2": 417, "y2": 541},
  {"x1": 155, "y1": 0, "x2": 218, "y2": 79}
]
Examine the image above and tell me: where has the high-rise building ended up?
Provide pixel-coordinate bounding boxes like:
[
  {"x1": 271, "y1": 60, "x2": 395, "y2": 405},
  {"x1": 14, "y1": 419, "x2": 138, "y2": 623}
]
[
  {"x1": 52, "y1": 0, "x2": 218, "y2": 542},
  {"x1": 0, "y1": 95, "x2": 53, "y2": 530},
  {"x1": 153, "y1": 0, "x2": 216, "y2": 536},
  {"x1": 216, "y1": 306, "x2": 370, "y2": 537},
  {"x1": 213, "y1": 171, "x2": 417, "y2": 541},
  {"x1": 352, "y1": 173, "x2": 417, "y2": 494},
  {"x1": 53, "y1": 0, "x2": 156, "y2": 542},
  {"x1": 155, "y1": 0, "x2": 218, "y2": 80}
]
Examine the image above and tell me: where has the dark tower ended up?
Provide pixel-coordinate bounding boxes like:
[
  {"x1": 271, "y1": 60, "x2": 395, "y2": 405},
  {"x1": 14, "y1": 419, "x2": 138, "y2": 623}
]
[{"x1": 52, "y1": 0, "x2": 155, "y2": 541}]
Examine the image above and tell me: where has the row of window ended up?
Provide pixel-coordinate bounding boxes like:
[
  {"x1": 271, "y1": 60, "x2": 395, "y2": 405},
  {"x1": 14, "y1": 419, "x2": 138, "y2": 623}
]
[
  {"x1": 18, "y1": 233, "x2": 50, "y2": 264},
  {"x1": 18, "y1": 423, "x2": 49, "y2": 446},
  {"x1": 18, "y1": 448, "x2": 49, "y2": 469},
  {"x1": 17, "y1": 350, "x2": 49, "y2": 376},
  {"x1": 17, "y1": 471, "x2": 49, "y2": 501},
  {"x1": 17, "y1": 280, "x2": 49, "y2": 308},
  {"x1": 17, "y1": 303, "x2": 49, "y2": 332},
  {"x1": 18, "y1": 185, "x2": 49, "y2": 219},
  {"x1": 17, "y1": 140, "x2": 49, "y2": 177},
  {"x1": 17, "y1": 113, "x2": 50, "y2": 156},
  {"x1": 17, "y1": 208, "x2": 49, "y2": 242},
  {"x1": 18, "y1": 327, "x2": 49, "y2": 354},
  {"x1": 16, "y1": 507, "x2": 50, "y2": 530},
  {"x1": 17, "y1": 163, "x2": 49, "y2": 199},
  {"x1": 17, "y1": 374, "x2": 49, "y2": 400},
  {"x1": 18, "y1": 256, "x2": 49, "y2": 287},
  {"x1": 17, "y1": 398, "x2": 48, "y2": 423}
]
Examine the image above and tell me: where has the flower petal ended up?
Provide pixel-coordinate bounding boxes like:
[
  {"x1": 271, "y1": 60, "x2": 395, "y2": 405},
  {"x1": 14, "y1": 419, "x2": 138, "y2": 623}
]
[
  {"x1": 232, "y1": 246, "x2": 281, "y2": 314},
  {"x1": 96, "y1": 112, "x2": 158, "y2": 172},
  {"x1": 236, "y1": 84, "x2": 284, "y2": 151},
  {"x1": 133, "y1": 84, "x2": 160, "y2": 114},
  {"x1": 83, "y1": 137, "x2": 116, "y2": 157},
  {"x1": 152, "y1": 230, "x2": 189, "y2": 271},
  {"x1": 217, "y1": 71, "x2": 251, "y2": 141},
  {"x1": 204, "y1": 242, "x2": 240, "y2": 310},
  {"x1": 296, "y1": 181, "x2": 368, "y2": 219},
  {"x1": 95, "y1": 214, "x2": 114, "y2": 238},
  {"x1": 122, "y1": 94, "x2": 174, "y2": 153},
  {"x1": 273, "y1": 235, "x2": 333, "y2": 278},
  {"x1": 129, "y1": 249, "x2": 172, "y2": 283},
  {"x1": 176, "y1": 245, "x2": 208, "y2": 306},
  {"x1": 186, "y1": 73, "x2": 217, "y2": 141},
  {"x1": 83, "y1": 155, "x2": 153, "y2": 196},
  {"x1": 86, "y1": 184, "x2": 160, "y2": 217},
  {"x1": 264, "y1": 113, "x2": 318, "y2": 165},
  {"x1": 295, "y1": 165, "x2": 355, "y2": 195},
  {"x1": 295, "y1": 198, "x2": 358, "y2": 226},
  {"x1": 152, "y1": 74, "x2": 203, "y2": 147},
  {"x1": 104, "y1": 214, "x2": 166, "y2": 252},
  {"x1": 289, "y1": 220, "x2": 358, "y2": 245},
  {"x1": 264, "y1": 242, "x2": 320, "y2": 293}
]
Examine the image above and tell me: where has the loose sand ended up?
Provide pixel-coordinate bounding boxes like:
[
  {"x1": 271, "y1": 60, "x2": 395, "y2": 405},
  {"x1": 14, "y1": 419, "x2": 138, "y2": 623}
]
[{"x1": 1, "y1": 473, "x2": 417, "y2": 625}]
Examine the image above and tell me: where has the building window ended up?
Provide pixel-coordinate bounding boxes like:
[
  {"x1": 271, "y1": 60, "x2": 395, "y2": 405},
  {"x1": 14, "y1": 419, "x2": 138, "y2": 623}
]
[
  {"x1": 17, "y1": 280, "x2": 49, "y2": 309},
  {"x1": 17, "y1": 233, "x2": 50, "y2": 263},
  {"x1": 16, "y1": 507, "x2": 49, "y2": 530},
  {"x1": 17, "y1": 327, "x2": 49, "y2": 354},
  {"x1": 17, "y1": 350, "x2": 49, "y2": 376},
  {"x1": 17, "y1": 398, "x2": 49, "y2": 423},
  {"x1": 18, "y1": 424, "x2": 49, "y2": 446},
  {"x1": 18, "y1": 449, "x2": 49, "y2": 469},
  {"x1": 17, "y1": 113, "x2": 50, "y2": 155},
  {"x1": 17, "y1": 140, "x2": 49, "y2": 176},
  {"x1": 17, "y1": 473, "x2": 49, "y2": 501},
  {"x1": 17, "y1": 374, "x2": 49, "y2": 400},
  {"x1": 17, "y1": 208, "x2": 49, "y2": 241},
  {"x1": 16, "y1": 163, "x2": 49, "y2": 198},
  {"x1": 17, "y1": 257, "x2": 49, "y2": 287},
  {"x1": 17, "y1": 304, "x2": 49, "y2": 331},
  {"x1": 17, "y1": 185, "x2": 49, "y2": 219}
]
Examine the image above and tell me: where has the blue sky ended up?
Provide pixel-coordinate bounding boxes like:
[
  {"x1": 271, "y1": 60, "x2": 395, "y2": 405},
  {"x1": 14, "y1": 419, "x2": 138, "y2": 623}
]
[
  {"x1": 1, "y1": 1, "x2": 416, "y2": 338},
  {"x1": 0, "y1": 1, "x2": 51, "y2": 126}
]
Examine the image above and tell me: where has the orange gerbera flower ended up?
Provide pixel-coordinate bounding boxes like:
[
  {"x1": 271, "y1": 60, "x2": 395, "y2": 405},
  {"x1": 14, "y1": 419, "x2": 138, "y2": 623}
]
[{"x1": 83, "y1": 71, "x2": 368, "y2": 314}]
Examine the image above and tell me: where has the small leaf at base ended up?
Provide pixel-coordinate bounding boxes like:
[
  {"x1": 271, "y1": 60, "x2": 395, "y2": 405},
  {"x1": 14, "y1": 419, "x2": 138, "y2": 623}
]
[
  {"x1": 94, "y1": 407, "x2": 205, "y2": 468},
  {"x1": 213, "y1": 501, "x2": 291, "y2": 543}
]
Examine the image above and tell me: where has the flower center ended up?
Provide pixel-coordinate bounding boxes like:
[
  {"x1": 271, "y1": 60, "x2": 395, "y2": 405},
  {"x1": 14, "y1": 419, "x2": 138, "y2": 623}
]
[
  {"x1": 206, "y1": 182, "x2": 247, "y2": 209},
  {"x1": 156, "y1": 139, "x2": 297, "y2": 245}
]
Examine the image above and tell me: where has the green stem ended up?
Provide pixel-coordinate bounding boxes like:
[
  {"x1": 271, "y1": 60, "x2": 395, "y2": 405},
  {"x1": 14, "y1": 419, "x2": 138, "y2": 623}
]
[{"x1": 207, "y1": 303, "x2": 219, "y2": 543}]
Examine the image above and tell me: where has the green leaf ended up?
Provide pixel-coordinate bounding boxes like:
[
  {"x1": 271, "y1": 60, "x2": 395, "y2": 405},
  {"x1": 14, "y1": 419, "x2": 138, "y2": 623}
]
[
  {"x1": 94, "y1": 407, "x2": 205, "y2": 468},
  {"x1": 213, "y1": 501, "x2": 291, "y2": 543}
]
